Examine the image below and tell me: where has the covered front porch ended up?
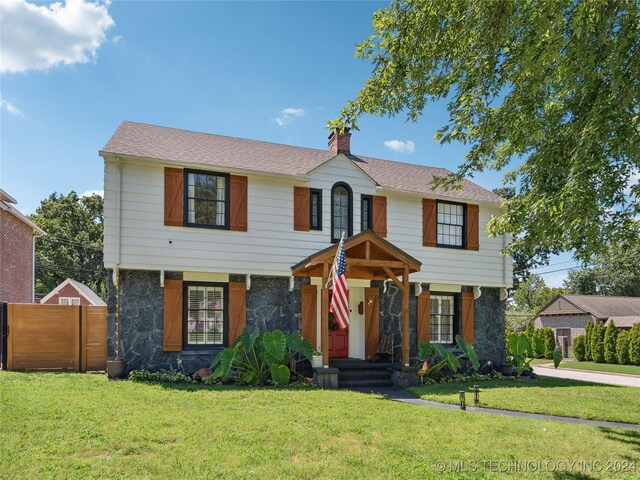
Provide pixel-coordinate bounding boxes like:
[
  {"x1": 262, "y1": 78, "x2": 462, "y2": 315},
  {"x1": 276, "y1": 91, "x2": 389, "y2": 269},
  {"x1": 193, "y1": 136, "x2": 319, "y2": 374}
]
[{"x1": 292, "y1": 231, "x2": 422, "y2": 386}]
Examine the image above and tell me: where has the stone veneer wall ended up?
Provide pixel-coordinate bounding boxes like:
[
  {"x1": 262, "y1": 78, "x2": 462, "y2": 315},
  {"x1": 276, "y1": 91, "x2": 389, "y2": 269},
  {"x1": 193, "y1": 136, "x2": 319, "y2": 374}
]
[
  {"x1": 473, "y1": 287, "x2": 506, "y2": 367},
  {"x1": 108, "y1": 270, "x2": 505, "y2": 372},
  {"x1": 107, "y1": 270, "x2": 308, "y2": 374}
]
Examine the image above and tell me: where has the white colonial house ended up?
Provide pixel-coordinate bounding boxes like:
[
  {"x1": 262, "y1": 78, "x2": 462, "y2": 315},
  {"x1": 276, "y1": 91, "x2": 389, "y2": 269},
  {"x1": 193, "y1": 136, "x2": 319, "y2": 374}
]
[{"x1": 101, "y1": 121, "x2": 512, "y2": 386}]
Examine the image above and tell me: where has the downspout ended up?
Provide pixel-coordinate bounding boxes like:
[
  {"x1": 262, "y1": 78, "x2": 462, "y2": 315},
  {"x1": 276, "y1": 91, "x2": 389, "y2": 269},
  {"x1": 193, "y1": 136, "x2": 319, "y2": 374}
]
[
  {"x1": 32, "y1": 229, "x2": 45, "y2": 303},
  {"x1": 113, "y1": 158, "x2": 122, "y2": 287}
]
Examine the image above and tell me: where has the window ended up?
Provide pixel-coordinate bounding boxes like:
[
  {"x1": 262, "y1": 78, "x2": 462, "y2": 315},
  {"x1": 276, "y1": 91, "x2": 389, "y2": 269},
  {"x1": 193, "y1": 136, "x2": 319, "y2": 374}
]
[
  {"x1": 436, "y1": 201, "x2": 465, "y2": 247},
  {"x1": 59, "y1": 297, "x2": 81, "y2": 306},
  {"x1": 361, "y1": 195, "x2": 372, "y2": 231},
  {"x1": 185, "y1": 170, "x2": 230, "y2": 228},
  {"x1": 331, "y1": 182, "x2": 352, "y2": 242},
  {"x1": 184, "y1": 283, "x2": 227, "y2": 347},
  {"x1": 310, "y1": 188, "x2": 322, "y2": 230},
  {"x1": 430, "y1": 294, "x2": 456, "y2": 344}
]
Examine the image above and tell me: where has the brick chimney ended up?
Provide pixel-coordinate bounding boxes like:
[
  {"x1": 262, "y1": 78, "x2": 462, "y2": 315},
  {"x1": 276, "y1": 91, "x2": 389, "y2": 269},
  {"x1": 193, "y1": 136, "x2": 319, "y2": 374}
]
[{"x1": 328, "y1": 128, "x2": 351, "y2": 155}]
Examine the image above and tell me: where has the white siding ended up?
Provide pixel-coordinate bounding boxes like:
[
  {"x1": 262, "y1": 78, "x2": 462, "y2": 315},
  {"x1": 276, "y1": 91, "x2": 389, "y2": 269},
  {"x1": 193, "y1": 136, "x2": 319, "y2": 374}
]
[{"x1": 103, "y1": 155, "x2": 513, "y2": 288}]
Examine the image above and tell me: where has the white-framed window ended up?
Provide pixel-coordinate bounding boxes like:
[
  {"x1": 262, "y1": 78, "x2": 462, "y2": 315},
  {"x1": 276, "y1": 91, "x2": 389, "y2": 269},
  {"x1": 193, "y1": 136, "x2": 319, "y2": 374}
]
[
  {"x1": 185, "y1": 283, "x2": 226, "y2": 347},
  {"x1": 59, "y1": 297, "x2": 81, "y2": 306},
  {"x1": 437, "y1": 201, "x2": 465, "y2": 247},
  {"x1": 430, "y1": 295, "x2": 455, "y2": 344}
]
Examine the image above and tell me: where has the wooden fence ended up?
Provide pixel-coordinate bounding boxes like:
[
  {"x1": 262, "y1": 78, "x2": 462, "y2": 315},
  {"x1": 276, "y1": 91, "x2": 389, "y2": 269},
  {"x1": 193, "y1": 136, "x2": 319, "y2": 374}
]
[{"x1": 0, "y1": 303, "x2": 106, "y2": 372}]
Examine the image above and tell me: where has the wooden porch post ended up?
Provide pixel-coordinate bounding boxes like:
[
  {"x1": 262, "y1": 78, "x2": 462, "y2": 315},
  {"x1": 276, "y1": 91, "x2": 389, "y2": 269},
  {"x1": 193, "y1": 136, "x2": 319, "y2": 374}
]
[
  {"x1": 321, "y1": 262, "x2": 329, "y2": 367},
  {"x1": 402, "y1": 264, "x2": 410, "y2": 366}
]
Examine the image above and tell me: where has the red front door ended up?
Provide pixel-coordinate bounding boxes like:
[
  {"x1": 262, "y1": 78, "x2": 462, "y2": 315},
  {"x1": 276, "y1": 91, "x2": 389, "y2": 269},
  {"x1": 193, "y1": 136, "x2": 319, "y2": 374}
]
[{"x1": 329, "y1": 329, "x2": 349, "y2": 358}]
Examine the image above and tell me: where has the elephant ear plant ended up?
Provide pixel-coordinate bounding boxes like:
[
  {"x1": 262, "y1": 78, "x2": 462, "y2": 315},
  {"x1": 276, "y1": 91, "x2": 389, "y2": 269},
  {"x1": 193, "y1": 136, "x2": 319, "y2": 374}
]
[
  {"x1": 211, "y1": 328, "x2": 312, "y2": 386},
  {"x1": 416, "y1": 335, "x2": 480, "y2": 383},
  {"x1": 507, "y1": 332, "x2": 562, "y2": 376}
]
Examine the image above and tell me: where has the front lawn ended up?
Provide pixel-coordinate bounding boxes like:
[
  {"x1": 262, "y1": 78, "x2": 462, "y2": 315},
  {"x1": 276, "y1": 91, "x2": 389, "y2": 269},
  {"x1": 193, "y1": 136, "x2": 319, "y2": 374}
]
[
  {"x1": 1, "y1": 372, "x2": 639, "y2": 479},
  {"x1": 409, "y1": 377, "x2": 640, "y2": 424},
  {"x1": 556, "y1": 361, "x2": 640, "y2": 376}
]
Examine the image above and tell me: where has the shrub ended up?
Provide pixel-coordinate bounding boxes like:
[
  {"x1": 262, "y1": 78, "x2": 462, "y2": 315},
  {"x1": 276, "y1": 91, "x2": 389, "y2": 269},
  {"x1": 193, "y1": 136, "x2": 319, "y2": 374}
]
[
  {"x1": 591, "y1": 322, "x2": 606, "y2": 363},
  {"x1": 129, "y1": 369, "x2": 195, "y2": 384},
  {"x1": 530, "y1": 329, "x2": 543, "y2": 358},
  {"x1": 629, "y1": 324, "x2": 640, "y2": 366},
  {"x1": 616, "y1": 330, "x2": 630, "y2": 365},
  {"x1": 543, "y1": 328, "x2": 556, "y2": 359},
  {"x1": 573, "y1": 335, "x2": 587, "y2": 361},
  {"x1": 604, "y1": 322, "x2": 619, "y2": 364},
  {"x1": 585, "y1": 320, "x2": 594, "y2": 361}
]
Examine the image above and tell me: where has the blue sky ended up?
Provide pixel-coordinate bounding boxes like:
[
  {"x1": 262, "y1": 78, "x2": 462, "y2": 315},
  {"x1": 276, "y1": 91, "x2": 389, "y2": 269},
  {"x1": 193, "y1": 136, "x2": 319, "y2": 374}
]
[{"x1": 0, "y1": 0, "x2": 578, "y2": 286}]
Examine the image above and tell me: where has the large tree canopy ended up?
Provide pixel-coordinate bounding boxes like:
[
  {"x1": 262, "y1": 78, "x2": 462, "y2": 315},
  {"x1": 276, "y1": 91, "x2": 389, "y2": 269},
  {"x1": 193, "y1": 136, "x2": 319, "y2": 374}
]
[
  {"x1": 30, "y1": 192, "x2": 106, "y2": 299},
  {"x1": 329, "y1": 0, "x2": 639, "y2": 261}
]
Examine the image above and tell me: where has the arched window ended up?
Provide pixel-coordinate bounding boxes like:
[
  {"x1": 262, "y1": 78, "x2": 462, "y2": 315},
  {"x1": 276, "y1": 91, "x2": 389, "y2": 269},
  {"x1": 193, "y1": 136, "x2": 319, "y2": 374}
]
[{"x1": 331, "y1": 182, "x2": 352, "y2": 242}]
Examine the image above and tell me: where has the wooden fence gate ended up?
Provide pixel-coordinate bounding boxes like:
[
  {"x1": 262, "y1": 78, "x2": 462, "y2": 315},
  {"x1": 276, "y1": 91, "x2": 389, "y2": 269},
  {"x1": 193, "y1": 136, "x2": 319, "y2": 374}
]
[{"x1": 0, "y1": 303, "x2": 107, "y2": 372}]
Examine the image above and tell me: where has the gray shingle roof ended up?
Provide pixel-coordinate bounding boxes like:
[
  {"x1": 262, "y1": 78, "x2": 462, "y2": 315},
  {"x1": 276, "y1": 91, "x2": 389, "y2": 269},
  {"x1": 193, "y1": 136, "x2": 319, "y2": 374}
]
[
  {"x1": 561, "y1": 295, "x2": 640, "y2": 319},
  {"x1": 101, "y1": 121, "x2": 503, "y2": 205}
]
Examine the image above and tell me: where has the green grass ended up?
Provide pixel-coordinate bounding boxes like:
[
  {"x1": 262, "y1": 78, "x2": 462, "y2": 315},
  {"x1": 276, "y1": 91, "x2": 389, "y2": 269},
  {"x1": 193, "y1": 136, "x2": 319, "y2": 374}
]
[
  {"x1": 528, "y1": 358, "x2": 554, "y2": 365},
  {"x1": 557, "y1": 361, "x2": 640, "y2": 376},
  {"x1": 409, "y1": 377, "x2": 640, "y2": 425},
  {"x1": 2, "y1": 373, "x2": 640, "y2": 479}
]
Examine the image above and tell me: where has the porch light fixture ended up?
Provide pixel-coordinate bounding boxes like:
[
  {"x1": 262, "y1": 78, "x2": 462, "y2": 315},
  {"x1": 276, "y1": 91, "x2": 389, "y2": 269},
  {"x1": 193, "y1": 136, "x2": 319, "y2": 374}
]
[
  {"x1": 473, "y1": 385, "x2": 480, "y2": 406},
  {"x1": 383, "y1": 279, "x2": 391, "y2": 294},
  {"x1": 414, "y1": 282, "x2": 422, "y2": 297},
  {"x1": 246, "y1": 274, "x2": 251, "y2": 291},
  {"x1": 499, "y1": 287, "x2": 508, "y2": 301},
  {"x1": 473, "y1": 286, "x2": 482, "y2": 299},
  {"x1": 288, "y1": 276, "x2": 295, "y2": 292},
  {"x1": 458, "y1": 391, "x2": 466, "y2": 410},
  {"x1": 160, "y1": 270, "x2": 165, "y2": 288}
]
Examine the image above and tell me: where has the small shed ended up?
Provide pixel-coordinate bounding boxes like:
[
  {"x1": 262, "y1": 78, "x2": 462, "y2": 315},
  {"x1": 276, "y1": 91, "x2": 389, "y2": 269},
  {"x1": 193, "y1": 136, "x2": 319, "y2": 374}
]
[
  {"x1": 535, "y1": 294, "x2": 640, "y2": 346},
  {"x1": 40, "y1": 278, "x2": 106, "y2": 307}
]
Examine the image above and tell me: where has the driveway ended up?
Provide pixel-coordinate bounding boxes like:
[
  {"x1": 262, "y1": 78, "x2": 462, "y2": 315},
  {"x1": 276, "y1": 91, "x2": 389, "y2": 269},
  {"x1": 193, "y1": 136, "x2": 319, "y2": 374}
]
[{"x1": 534, "y1": 365, "x2": 640, "y2": 387}]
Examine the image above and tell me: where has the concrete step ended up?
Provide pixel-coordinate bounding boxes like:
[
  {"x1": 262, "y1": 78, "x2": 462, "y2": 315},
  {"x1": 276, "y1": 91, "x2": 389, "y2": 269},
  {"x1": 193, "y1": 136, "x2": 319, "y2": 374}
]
[
  {"x1": 339, "y1": 369, "x2": 392, "y2": 380},
  {"x1": 329, "y1": 360, "x2": 397, "y2": 370},
  {"x1": 339, "y1": 378, "x2": 394, "y2": 388}
]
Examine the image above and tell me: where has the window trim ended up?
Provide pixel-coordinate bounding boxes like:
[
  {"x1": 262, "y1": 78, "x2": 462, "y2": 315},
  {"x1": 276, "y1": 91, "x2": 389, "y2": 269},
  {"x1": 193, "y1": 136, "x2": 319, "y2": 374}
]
[
  {"x1": 59, "y1": 297, "x2": 81, "y2": 306},
  {"x1": 361, "y1": 194, "x2": 373, "y2": 232},
  {"x1": 331, "y1": 182, "x2": 353, "y2": 243},
  {"x1": 182, "y1": 281, "x2": 229, "y2": 349},
  {"x1": 309, "y1": 188, "x2": 323, "y2": 231},
  {"x1": 429, "y1": 292, "x2": 461, "y2": 346},
  {"x1": 183, "y1": 168, "x2": 231, "y2": 229},
  {"x1": 435, "y1": 200, "x2": 467, "y2": 249}
]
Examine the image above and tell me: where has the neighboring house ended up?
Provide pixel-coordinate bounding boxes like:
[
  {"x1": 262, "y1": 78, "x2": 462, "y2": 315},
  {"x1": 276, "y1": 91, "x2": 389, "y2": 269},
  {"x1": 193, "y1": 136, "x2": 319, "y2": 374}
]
[
  {"x1": 535, "y1": 294, "x2": 640, "y2": 346},
  {"x1": 40, "y1": 278, "x2": 106, "y2": 307},
  {"x1": 100, "y1": 121, "x2": 513, "y2": 376},
  {"x1": 0, "y1": 189, "x2": 46, "y2": 303}
]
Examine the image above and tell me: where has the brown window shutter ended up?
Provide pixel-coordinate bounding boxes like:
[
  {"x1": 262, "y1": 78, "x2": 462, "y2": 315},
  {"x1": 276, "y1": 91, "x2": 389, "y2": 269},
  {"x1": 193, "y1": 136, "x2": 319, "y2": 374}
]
[
  {"x1": 422, "y1": 199, "x2": 436, "y2": 247},
  {"x1": 163, "y1": 279, "x2": 183, "y2": 351},
  {"x1": 228, "y1": 282, "x2": 247, "y2": 345},
  {"x1": 372, "y1": 195, "x2": 387, "y2": 237},
  {"x1": 461, "y1": 292, "x2": 475, "y2": 345},
  {"x1": 230, "y1": 175, "x2": 248, "y2": 232},
  {"x1": 301, "y1": 285, "x2": 317, "y2": 348},
  {"x1": 417, "y1": 291, "x2": 431, "y2": 342},
  {"x1": 466, "y1": 204, "x2": 480, "y2": 251},
  {"x1": 364, "y1": 287, "x2": 380, "y2": 360},
  {"x1": 293, "y1": 186, "x2": 310, "y2": 231},
  {"x1": 164, "y1": 167, "x2": 184, "y2": 226}
]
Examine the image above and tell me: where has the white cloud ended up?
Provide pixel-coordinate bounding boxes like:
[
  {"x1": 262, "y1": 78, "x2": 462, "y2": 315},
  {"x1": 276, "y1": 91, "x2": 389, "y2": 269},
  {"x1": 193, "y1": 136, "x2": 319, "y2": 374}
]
[
  {"x1": 81, "y1": 189, "x2": 103, "y2": 198},
  {"x1": 275, "y1": 107, "x2": 305, "y2": 126},
  {"x1": 0, "y1": 0, "x2": 115, "y2": 74},
  {"x1": 112, "y1": 35, "x2": 122, "y2": 44},
  {"x1": 625, "y1": 170, "x2": 639, "y2": 196},
  {"x1": 384, "y1": 140, "x2": 416, "y2": 154},
  {"x1": 0, "y1": 96, "x2": 25, "y2": 117}
]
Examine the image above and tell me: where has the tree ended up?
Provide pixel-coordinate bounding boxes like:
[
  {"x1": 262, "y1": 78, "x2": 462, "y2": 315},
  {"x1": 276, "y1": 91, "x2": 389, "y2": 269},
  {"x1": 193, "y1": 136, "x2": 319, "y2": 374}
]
[
  {"x1": 584, "y1": 320, "x2": 594, "y2": 361},
  {"x1": 573, "y1": 335, "x2": 587, "y2": 362},
  {"x1": 629, "y1": 324, "x2": 640, "y2": 365},
  {"x1": 565, "y1": 243, "x2": 640, "y2": 296},
  {"x1": 603, "y1": 322, "x2": 619, "y2": 364},
  {"x1": 30, "y1": 192, "x2": 106, "y2": 299},
  {"x1": 329, "y1": 0, "x2": 640, "y2": 262},
  {"x1": 591, "y1": 322, "x2": 606, "y2": 363},
  {"x1": 511, "y1": 274, "x2": 564, "y2": 313},
  {"x1": 616, "y1": 330, "x2": 630, "y2": 365}
]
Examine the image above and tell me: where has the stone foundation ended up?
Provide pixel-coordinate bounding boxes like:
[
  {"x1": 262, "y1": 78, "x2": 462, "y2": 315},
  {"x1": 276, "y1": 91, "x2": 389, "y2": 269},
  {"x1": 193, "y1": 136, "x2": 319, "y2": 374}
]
[
  {"x1": 312, "y1": 367, "x2": 339, "y2": 388},
  {"x1": 391, "y1": 366, "x2": 420, "y2": 388}
]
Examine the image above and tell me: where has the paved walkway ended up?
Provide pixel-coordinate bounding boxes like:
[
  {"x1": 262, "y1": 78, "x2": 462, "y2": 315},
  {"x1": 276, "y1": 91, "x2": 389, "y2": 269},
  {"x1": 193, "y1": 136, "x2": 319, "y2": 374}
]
[
  {"x1": 534, "y1": 365, "x2": 640, "y2": 387},
  {"x1": 353, "y1": 387, "x2": 640, "y2": 430}
]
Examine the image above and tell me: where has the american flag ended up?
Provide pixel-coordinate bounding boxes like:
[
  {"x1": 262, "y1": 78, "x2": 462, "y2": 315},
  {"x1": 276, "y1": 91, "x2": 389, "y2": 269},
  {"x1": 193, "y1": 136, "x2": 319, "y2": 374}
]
[{"x1": 329, "y1": 233, "x2": 349, "y2": 330}]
